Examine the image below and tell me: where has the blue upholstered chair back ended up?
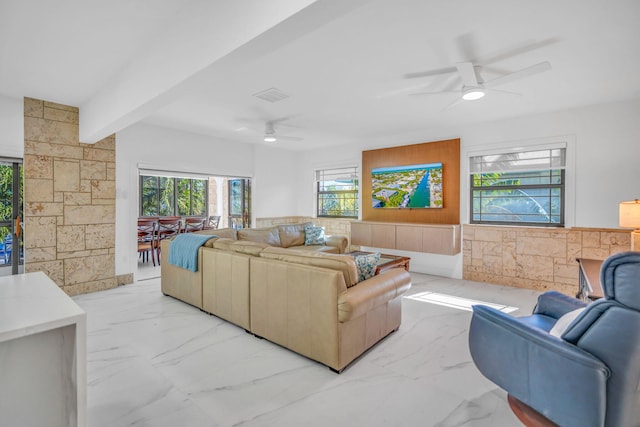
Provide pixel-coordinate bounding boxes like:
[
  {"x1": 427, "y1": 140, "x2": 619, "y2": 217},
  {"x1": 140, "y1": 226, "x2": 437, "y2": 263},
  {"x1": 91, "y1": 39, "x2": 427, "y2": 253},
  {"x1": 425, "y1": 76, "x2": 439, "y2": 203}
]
[{"x1": 560, "y1": 251, "x2": 640, "y2": 427}]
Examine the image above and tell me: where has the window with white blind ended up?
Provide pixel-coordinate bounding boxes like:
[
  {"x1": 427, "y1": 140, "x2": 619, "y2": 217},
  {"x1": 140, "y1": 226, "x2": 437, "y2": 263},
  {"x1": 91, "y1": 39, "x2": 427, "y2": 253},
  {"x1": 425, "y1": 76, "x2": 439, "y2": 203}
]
[
  {"x1": 470, "y1": 147, "x2": 566, "y2": 226},
  {"x1": 316, "y1": 167, "x2": 359, "y2": 218}
]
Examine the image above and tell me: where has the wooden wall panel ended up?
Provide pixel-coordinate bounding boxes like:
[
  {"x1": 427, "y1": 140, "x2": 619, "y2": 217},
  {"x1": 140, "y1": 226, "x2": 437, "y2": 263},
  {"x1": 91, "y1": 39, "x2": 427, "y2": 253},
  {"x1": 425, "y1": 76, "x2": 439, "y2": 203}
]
[{"x1": 362, "y1": 139, "x2": 460, "y2": 224}]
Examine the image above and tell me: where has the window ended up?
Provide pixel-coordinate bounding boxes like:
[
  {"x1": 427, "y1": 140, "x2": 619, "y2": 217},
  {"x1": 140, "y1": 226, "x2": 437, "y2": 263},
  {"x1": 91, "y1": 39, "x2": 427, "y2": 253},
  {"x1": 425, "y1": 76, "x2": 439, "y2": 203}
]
[
  {"x1": 139, "y1": 174, "x2": 208, "y2": 217},
  {"x1": 316, "y1": 167, "x2": 359, "y2": 218},
  {"x1": 470, "y1": 147, "x2": 565, "y2": 226}
]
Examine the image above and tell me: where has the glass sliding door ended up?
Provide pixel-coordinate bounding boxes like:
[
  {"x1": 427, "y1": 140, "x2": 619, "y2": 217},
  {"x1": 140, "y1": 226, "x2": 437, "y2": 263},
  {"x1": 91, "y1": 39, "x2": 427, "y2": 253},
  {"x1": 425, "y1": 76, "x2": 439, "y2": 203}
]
[
  {"x1": 228, "y1": 179, "x2": 251, "y2": 229},
  {"x1": 0, "y1": 160, "x2": 23, "y2": 275}
]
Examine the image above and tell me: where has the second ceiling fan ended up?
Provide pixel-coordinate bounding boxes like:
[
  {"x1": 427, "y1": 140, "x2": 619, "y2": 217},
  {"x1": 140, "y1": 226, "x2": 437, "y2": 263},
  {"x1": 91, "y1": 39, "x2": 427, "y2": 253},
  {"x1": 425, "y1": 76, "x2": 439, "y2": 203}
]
[
  {"x1": 406, "y1": 60, "x2": 552, "y2": 106},
  {"x1": 262, "y1": 120, "x2": 303, "y2": 144}
]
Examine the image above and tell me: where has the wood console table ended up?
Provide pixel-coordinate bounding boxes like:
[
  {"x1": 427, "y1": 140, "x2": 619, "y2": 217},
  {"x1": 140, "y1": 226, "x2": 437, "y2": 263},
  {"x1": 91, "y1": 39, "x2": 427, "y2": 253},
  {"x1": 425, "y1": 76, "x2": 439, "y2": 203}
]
[
  {"x1": 576, "y1": 258, "x2": 604, "y2": 301},
  {"x1": 0, "y1": 272, "x2": 87, "y2": 427},
  {"x1": 350, "y1": 221, "x2": 461, "y2": 255}
]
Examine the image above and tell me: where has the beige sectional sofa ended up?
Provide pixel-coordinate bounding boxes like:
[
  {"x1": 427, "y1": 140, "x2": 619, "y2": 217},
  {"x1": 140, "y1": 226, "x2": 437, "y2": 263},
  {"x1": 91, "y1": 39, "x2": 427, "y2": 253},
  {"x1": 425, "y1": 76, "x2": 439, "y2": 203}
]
[{"x1": 160, "y1": 223, "x2": 411, "y2": 372}]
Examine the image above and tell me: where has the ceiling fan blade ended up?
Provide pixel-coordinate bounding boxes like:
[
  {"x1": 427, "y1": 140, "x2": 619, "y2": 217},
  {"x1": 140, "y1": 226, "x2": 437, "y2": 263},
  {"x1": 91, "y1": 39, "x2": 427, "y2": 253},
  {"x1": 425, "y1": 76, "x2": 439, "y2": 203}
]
[
  {"x1": 484, "y1": 61, "x2": 551, "y2": 88},
  {"x1": 403, "y1": 65, "x2": 457, "y2": 80},
  {"x1": 474, "y1": 38, "x2": 559, "y2": 66},
  {"x1": 277, "y1": 135, "x2": 303, "y2": 142},
  {"x1": 456, "y1": 62, "x2": 479, "y2": 86},
  {"x1": 408, "y1": 90, "x2": 458, "y2": 97},
  {"x1": 234, "y1": 125, "x2": 260, "y2": 134},
  {"x1": 486, "y1": 88, "x2": 523, "y2": 97},
  {"x1": 442, "y1": 97, "x2": 463, "y2": 111},
  {"x1": 269, "y1": 115, "x2": 296, "y2": 125}
]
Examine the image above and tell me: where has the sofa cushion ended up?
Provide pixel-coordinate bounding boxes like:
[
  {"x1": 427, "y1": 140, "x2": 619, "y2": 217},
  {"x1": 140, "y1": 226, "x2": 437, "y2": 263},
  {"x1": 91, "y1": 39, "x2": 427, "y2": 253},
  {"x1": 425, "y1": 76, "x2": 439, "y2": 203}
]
[
  {"x1": 212, "y1": 238, "x2": 236, "y2": 251},
  {"x1": 228, "y1": 240, "x2": 269, "y2": 256},
  {"x1": 197, "y1": 228, "x2": 237, "y2": 247},
  {"x1": 260, "y1": 246, "x2": 359, "y2": 287},
  {"x1": 238, "y1": 227, "x2": 282, "y2": 246},
  {"x1": 277, "y1": 223, "x2": 312, "y2": 248},
  {"x1": 353, "y1": 252, "x2": 380, "y2": 282},
  {"x1": 286, "y1": 245, "x2": 340, "y2": 254},
  {"x1": 304, "y1": 225, "x2": 326, "y2": 245},
  {"x1": 212, "y1": 238, "x2": 268, "y2": 256}
]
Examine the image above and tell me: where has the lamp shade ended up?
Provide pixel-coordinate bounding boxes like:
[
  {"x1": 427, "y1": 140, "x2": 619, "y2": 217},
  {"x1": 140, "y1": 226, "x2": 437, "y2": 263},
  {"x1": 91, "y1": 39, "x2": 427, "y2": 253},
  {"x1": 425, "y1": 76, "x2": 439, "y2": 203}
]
[{"x1": 619, "y1": 199, "x2": 640, "y2": 229}]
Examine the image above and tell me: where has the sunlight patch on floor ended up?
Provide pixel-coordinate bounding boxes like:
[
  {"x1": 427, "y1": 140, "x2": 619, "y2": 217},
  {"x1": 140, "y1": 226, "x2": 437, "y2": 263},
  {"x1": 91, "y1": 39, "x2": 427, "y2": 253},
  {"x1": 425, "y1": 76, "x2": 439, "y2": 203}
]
[{"x1": 405, "y1": 291, "x2": 519, "y2": 313}]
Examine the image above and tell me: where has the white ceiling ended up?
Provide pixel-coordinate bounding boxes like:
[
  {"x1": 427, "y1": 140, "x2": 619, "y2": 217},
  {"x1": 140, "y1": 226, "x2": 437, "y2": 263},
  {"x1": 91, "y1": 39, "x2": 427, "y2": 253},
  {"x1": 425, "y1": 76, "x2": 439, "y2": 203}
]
[{"x1": 1, "y1": 0, "x2": 639, "y2": 150}]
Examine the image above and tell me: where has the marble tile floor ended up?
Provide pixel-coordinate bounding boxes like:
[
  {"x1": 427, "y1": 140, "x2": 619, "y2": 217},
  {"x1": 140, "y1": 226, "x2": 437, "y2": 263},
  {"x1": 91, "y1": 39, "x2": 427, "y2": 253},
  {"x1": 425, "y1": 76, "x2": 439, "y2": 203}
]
[
  {"x1": 73, "y1": 272, "x2": 543, "y2": 427},
  {"x1": 136, "y1": 258, "x2": 161, "y2": 281}
]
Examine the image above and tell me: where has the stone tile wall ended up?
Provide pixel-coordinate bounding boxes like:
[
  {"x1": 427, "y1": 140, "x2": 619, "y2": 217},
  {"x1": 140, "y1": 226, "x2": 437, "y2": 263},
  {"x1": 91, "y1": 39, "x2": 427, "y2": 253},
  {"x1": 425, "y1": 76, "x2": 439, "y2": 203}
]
[
  {"x1": 463, "y1": 225, "x2": 630, "y2": 295},
  {"x1": 24, "y1": 98, "x2": 116, "y2": 295}
]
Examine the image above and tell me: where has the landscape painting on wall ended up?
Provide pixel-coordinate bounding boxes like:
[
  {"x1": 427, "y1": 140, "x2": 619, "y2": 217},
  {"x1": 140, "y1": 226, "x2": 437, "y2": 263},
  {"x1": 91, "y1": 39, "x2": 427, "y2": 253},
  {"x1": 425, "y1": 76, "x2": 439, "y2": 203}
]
[{"x1": 372, "y1": 162, "x2": 443, "y2": 208}]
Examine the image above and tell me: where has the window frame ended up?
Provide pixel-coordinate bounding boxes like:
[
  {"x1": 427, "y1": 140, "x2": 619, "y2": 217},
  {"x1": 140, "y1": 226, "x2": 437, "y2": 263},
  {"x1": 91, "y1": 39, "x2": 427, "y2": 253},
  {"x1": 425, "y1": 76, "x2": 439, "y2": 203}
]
[
  {"x1": 315, "y1": 166, "x2": 359, "y2": 219},
  {"x1": 468, "y1": 145, "x2": 568, "y2": 227}
]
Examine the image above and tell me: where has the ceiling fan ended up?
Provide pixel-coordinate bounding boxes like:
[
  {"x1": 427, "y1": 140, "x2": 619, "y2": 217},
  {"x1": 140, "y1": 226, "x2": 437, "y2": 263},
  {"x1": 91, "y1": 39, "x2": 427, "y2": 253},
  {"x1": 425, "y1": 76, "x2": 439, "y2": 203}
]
[
  {"x1": 262, "y1": 120, "x2": 303, "y2": 144},
  {"x1": 235, "y1": 117, "x2": 303, "y2": 144},
  {"x1": 406, "y1": 60, "x2": 551, "y2": 105},
  {"x1": 399, "y1": 35, "x2": 557, "y2": 107}
]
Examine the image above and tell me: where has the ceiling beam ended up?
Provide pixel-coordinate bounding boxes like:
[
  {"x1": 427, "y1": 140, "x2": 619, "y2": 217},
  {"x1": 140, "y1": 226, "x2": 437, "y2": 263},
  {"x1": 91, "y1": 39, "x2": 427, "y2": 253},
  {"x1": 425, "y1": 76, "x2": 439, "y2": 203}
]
[{"x1": 79, "y1": 0, "x2": 372, "y2": 143}]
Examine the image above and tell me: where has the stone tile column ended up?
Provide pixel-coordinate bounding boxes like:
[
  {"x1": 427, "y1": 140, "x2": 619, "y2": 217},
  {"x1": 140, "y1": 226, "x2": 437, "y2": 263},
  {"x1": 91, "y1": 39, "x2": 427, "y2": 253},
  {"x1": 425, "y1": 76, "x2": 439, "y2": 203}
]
[{"x1": 24, "y1": 98, "x2": 116, "y2": 295}]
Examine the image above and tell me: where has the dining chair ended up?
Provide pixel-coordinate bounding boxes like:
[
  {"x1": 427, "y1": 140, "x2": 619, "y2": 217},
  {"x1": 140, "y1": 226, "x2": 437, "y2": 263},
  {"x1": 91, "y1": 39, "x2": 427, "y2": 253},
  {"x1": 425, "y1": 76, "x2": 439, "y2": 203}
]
[
  {"x1": 156, "y1": 217, "x2": 182, "y2": 263},
  {"x1": 137, "y1": 218, "x2": 157, "y2": 266},
  {"x1": 184, "y1": 217, "x2": 206, "y2": 233},
  {"x1": 206, "y1": 215, "x2": 221, "y2": 229}
]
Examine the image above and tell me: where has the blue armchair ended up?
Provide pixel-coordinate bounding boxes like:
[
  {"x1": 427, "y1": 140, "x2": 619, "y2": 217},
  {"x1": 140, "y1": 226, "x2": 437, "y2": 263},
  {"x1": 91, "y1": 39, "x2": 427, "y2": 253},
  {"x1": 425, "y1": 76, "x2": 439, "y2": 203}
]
[{"x1": 469, "y1": 251, "x2": 640, "y2": 427}]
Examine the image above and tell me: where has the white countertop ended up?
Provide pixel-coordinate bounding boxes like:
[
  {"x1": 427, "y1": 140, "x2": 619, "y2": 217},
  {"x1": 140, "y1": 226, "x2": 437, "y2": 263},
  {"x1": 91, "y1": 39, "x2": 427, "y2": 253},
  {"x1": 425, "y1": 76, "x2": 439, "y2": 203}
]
[{"x1": 0, "y1": 271, "x2": 86, "y2": 343}]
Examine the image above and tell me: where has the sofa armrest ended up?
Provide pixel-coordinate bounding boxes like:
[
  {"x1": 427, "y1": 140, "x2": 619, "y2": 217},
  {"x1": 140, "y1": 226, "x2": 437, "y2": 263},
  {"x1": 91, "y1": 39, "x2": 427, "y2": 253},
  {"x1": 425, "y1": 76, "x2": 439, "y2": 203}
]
[
  {"x1": 338, "y1": 269, "x2": 411, "y2": 322},
  {"x1": 469, "y1": 305, "x2": 608, "y2": 427},
  {"x1": 325, "y1": 234, "x2": 348, "y2": 254},
  {"x1": 532, "y1": 291, "x2": 587, "y2": 319}
]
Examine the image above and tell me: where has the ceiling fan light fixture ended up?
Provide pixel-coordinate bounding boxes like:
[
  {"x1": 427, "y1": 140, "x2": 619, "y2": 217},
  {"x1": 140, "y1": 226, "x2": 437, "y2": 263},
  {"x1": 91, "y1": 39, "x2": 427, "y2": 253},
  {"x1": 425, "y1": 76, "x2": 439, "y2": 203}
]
[
  {"x1": 264, "y1": 133, "x2": 277, "y2": 143},
  {"x1": 462, "y1": 85, "x2": 485, "y2": 101}
]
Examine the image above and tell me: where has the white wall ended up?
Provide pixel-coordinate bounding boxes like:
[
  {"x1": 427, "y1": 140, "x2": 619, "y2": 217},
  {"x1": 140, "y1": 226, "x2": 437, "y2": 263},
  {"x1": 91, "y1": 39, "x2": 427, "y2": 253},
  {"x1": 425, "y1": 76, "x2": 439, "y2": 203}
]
[
  {"x1": 295, "y1": 98, "x2": 640, "y2": 278},
  {"x1": 0, "y1": 94, "x2": 24, "y2": 158},
  {"x1": 458, "y1": 99, "x2": 640, "y2": 228},
  {"x1": 252, "y1": 144, "x2": 304, "y2": 219},
  {"x1": 115, "y1": 123, "x2": 255, "y2": 277},
  {"x1": 115, "y1": 99, "x2": 640, "y2": 279}
]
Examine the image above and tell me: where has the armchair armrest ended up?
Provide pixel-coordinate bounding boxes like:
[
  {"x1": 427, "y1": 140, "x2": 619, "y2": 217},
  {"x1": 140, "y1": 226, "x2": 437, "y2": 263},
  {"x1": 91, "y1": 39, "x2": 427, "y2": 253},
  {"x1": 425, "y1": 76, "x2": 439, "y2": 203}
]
[
  {"x1": 325, "y1": 234, "x2": 348, "y2": 254},
  {"x1": 469, "y1": 305, "x2": 609, "y2": 427},
  {"x1": 532, "y1": 291, "x2": 587, "y2": 319}
]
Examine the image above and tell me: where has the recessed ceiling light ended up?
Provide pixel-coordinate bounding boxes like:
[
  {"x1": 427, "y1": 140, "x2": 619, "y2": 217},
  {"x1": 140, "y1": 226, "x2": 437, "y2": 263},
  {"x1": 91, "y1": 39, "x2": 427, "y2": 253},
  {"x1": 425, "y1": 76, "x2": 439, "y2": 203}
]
[{"x1": 462, "y1": 85, "x2": 485, "y2": 101}]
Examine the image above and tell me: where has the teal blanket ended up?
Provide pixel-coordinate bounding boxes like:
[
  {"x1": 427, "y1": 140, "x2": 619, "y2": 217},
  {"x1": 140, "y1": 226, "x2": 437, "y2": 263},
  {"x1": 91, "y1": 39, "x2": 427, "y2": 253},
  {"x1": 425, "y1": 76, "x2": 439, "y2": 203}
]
[{"x1": 167, "y1": 233, "x2": 215, "y2": 272}]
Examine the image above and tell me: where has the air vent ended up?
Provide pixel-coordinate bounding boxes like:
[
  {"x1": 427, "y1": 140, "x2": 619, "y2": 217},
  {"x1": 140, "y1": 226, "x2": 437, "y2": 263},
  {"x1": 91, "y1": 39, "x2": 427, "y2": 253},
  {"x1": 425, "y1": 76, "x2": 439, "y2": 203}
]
[{"x1": 252, "y1": 87, "x2": 289, "y2": 103}]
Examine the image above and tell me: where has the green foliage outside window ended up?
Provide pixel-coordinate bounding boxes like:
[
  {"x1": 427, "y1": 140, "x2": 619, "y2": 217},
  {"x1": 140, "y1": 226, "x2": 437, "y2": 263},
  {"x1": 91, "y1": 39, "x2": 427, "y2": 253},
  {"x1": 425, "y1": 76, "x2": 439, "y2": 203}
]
[
  {"x1": 140, "y1": 175, "x2": 207, "y2": 217},
  {"x1": 0, "y1": 164, "x2": 22, "y2": 243}
]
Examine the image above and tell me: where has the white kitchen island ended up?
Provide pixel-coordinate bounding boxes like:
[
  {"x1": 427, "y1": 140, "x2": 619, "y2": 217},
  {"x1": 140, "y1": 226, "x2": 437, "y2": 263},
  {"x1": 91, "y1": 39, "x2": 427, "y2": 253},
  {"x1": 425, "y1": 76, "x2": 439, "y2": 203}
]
[{"x1": 0, "y1": 271, "x2": 86, "y2": 427}]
